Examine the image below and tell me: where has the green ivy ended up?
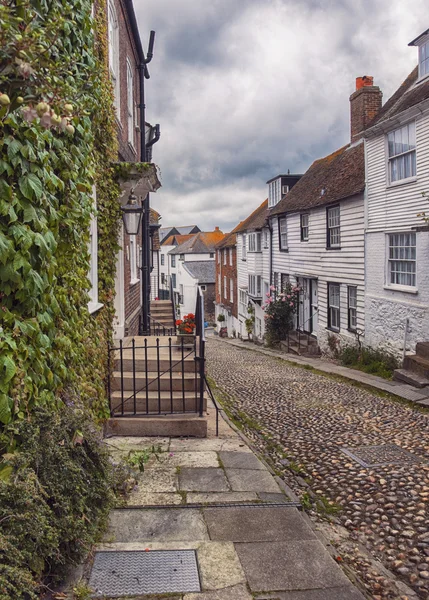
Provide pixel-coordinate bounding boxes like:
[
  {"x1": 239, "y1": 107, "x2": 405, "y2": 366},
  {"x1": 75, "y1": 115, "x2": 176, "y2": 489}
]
[{"x1": 0, "y1": 0, "x2": 121, "y2": 453}]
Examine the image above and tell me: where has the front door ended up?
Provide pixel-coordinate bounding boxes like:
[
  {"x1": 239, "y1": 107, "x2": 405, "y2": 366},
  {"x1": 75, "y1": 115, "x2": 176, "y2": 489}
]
[
  {"x1": 310, "y1": 279, "x2": 318, "y2": 335},
  {"x1": 298, "y1": 278, "x2": 311, "y2": 333}
]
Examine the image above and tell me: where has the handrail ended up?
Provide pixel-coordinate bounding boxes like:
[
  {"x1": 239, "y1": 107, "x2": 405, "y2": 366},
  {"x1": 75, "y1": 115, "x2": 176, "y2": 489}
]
[
  {"x1": 286, "y1": 309, "x2": 318, "y2": 354},
  {"x1": 149, "y1": 314, "x2": 175, "y2": 336},
  {"x1": 170, "y1": 276, "x2": 177, "y2": 327}
]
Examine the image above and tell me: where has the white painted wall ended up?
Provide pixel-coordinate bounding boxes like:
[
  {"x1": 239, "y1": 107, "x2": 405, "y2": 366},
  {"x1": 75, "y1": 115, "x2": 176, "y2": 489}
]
[
  {"x1": 365, "y1": 109, "x2": 429, "y2": 356},
  {"x1": 270, "y1": 193, "x2": 365, "y2": 351}
]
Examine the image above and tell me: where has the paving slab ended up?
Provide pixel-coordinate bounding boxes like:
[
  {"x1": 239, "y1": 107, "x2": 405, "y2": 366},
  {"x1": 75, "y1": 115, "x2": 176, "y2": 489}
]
[
  {"x1": 204, "y1": 507, "x2": 316, "y2": 542},
  {"x1": 257, "y1": 492, "x2": 290, "y2": 503},
  {"x1": 126, "y1": 491, "x2": 183, "y2": 506},
  {"x1": 170, "y1": 438, "x2": 252, "y2": 453},
  {"x1": 179, "y1": 467, "x2": 230, "y2": 492},
  {"x1": 107, "y1": 508, "x2": 209, "y2": 542},
  {"x1": 162, "y1": 451, "x2": 220, "y2": 468},
  {"x1": 187, "y1": 492, "x2": 258, "y2": 504},
  {"x1": 235, "y1": 540, "x2": 350, "y2": 592},
  {"x1": 197, "y1": 541, "x2": 246, "y2": 590},
  {"x1": 219, "y1": 451, "x2": 266, "y2": 470},
  {"x1": 225, "y1": 468, "x2": 280, "y2": 492},
  {"x1": 184, "y1": 584, "x2": 253, "y2": 600},
  {"x1": 138, "y1": 467, "x2": 178, "y2": 493},
  {"x1": 254, "y1": 587, "x2": 365, "y2": 599}
]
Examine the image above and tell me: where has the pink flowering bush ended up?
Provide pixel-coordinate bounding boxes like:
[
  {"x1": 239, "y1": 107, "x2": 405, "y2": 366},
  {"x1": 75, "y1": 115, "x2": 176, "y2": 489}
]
[{"x1": 262, "y1": 282, "x2": 300, "y2": 345}]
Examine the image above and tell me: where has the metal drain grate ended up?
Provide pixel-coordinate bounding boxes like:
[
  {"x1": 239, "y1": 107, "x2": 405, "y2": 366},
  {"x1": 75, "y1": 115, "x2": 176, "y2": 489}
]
[
  {"x1": 89, "y1": 550, "x2": 201, "y2": 597},
  {"x1": 341, "y1": 444, "x2": 422, "y2": 468}
]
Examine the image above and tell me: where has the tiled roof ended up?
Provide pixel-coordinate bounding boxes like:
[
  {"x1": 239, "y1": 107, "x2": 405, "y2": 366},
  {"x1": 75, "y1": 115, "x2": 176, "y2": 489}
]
[
  {"x1": 183, "y1": 261, "x2": 216, "y2": 284},
  {"x1": 216, "y1": 231, "x2": 237, "y2": 249},
  {"x1": 169, "y1": 230, "x2": 225, "y2": 255},
  {"x1": 176, "y1": 225, "x2": 201, "y2": 235},
  {"x1": 162, "y1": 233, "x2": 195, "y2": 247},
  {"x1": 366, "y1": 67, "x2": 429, "y2": 130},
  {"x1": 234, "y1": 199, "x2": 269, "y2": 233},
  {"x1": 270, "y1": 142, "x2": 365, "y2": 215}
]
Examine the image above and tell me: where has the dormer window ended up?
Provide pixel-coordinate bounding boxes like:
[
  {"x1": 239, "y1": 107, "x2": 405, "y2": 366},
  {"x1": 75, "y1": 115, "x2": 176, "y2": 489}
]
[
  {"x1": 419, "y1": 39, "x2": 429, "y2": 78},
  {"x1": 268, "y1": 178, "x2": 281, "y2": 208}
]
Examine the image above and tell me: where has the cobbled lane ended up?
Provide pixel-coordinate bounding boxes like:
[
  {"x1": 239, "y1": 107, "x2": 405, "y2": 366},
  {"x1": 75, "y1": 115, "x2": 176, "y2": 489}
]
[{"x1": 206, "y1": 338, "x2": 429, "y2": 600}]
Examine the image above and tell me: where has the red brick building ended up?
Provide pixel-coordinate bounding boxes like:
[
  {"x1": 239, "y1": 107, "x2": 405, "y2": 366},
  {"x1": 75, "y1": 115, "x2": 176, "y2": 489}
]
[{"x1": 214, "y1": 229, "x2": 239, "y2": 336}]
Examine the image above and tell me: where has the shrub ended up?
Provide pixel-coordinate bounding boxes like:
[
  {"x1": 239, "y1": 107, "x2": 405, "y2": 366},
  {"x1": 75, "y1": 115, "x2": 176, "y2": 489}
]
[
  {"x1": 0, "y1": 399, "x2": 124, "y2": 598},
  {"x1": 339, "y1": 345, "x2": 399, "y2": 379},
  {"x1": 217, "y1": 314, "x2": 225, "y2": 322},
  {"x1": 263, "y1": 283, "x2": 300, "y2": 346}
]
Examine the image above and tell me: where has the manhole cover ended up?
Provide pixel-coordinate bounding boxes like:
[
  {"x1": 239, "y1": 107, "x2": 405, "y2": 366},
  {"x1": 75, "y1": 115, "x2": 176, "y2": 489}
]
[
  {"x1": 341, "y1": 444, "x2": 422, "y2": 468},
  {"x1": 88, "y1": 550, "x2": 201, "y2": 597}
]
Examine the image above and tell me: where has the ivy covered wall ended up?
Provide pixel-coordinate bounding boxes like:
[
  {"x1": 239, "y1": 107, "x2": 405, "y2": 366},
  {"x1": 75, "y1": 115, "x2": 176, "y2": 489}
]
[{"x1": 0, "y1": 0, "x2": 121, "y2": 452}]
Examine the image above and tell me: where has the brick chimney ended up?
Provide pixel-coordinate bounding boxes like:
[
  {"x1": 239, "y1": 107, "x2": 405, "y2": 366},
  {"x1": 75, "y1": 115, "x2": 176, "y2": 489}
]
[
  {"x1": 350, "y1": 76, "x2": 382, "y2": 142},
  {"x1": 215, "y1": 226, "x2": 219, "y2": 231}
]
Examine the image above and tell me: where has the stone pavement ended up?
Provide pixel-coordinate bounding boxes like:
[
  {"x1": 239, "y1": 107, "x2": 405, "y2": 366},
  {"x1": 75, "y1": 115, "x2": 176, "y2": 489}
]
[
  {"x1": 221, "y1": 337, "x2": 429, "y2": 406},
  {"x1": 206, "y1": 337, "x2": 429, "y2": 600},
  {"x1": 95, "y1": 399, "x2": 365, "y2": 599}
]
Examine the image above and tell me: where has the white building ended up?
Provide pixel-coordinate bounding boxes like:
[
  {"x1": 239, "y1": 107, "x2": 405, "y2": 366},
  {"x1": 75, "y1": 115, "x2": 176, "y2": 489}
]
[
  {"x1": 159, "y1": 233, "x2": 196, "y2": 299},
  {"x1": 363, "y1": 30, "x2": 429, "y2": 357}
]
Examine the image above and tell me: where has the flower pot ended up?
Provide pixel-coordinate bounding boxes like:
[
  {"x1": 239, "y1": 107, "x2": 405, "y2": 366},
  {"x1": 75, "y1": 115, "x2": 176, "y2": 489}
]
[{"x1": 176, "y1": 333, "x2": 195, "y2": 350}]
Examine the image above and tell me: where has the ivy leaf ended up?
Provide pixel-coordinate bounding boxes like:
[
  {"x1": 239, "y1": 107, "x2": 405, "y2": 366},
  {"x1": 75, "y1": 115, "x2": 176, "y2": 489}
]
[
  {"x1": 7, "y1": 139, "x2": 22, "y2": 160},
  {"x1": 0, "y1": 356, "x2": 16, "y2": 384},
  {"x1": 0, "y1": 179, "x2": 12, "y2": 200},
  {"x1": 18, "y1": 173, "x2": 43, "y2": 201},
  {"x1": 0, "y1": 232, "x2": 13, "y2": 263}
]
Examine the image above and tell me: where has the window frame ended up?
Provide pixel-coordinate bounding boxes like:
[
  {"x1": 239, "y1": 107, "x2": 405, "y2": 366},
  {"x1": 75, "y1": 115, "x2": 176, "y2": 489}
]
[
  {"x1": 328, "y1": 282, "x2": 340, "y2": 332},
  {"x1": 248, "y1": 232, "x2": 262, "y2": 253},
  {"x1": 326, "y1": 205, "x2": 341, "y2": 249},
  {"x1": 218, "y1": 272, "x2": 221, "y2": 293},
  {"x1": 160, "y1": 254, "x2": 165, "y2": 266},
  {"x1": 126, "y1": 59, "x2": 135, "y2": 149},
  {"x1": 229, "y1": 247, "x2": 233, "y2": 265},
  {"x1": 223, "y1": 249, "x2": 227, "y2": 265},
  {"x1": 230, "y1": 278, "x2": 234, "y2": 302},
  {"x1": 347, "y1": 286, "x2": 357, "y2": 332},
  {"x1": 387, "y1": 122, "x2": 416, "y2": 184},
  {"x1": 172, "y1": 273, "x2": 176, "y2": 288},
  {"x1": 278, "y1": 217, "x2": 288, "y2": 251},
  {"x1": 129, "y1": 236, "x2": 139, "y2": 285},
  {"x1": 242, "y1": 234, "x2": 247, "y2": 261},
  {"x1": 387, "y1": 232, "x2": 417, "y2": 289},
  {"x1": 224, "y1": 275, "x2": 227, "y2": 299},
  {"x1": 248, "y1": 275, "x2": 262, "y2": 298},
  {"x1": 300, "y1": 213, "x2": 309, "y2": 242},
  {"x1": 418, "y1": 37, "x2": 429, "y2": 80},
  {"x1": 239, "y1": 289, "x2": 248, "y2": 316},
  {"x1": 107, "y1": 0, "x2": 120, "y2": 115},
  {"x1": 171, "y1": 254, "x2": 176, "y2": 268}
]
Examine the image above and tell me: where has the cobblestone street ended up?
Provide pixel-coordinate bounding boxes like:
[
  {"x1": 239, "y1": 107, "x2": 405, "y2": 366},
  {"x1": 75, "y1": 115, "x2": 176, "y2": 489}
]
[{"x1": 206, "y1": 338, "x2": 429, "y2": 600}]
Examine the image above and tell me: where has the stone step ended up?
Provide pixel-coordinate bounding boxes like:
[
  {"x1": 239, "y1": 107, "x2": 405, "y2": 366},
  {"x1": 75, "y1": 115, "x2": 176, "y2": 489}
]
[
  {"x1": 416, "y1": 342, "x2": 429, "y2": 360},
  {"x1": 404, "y1": 354, "x2": 429, "y2": 379},
  {"x1": 106, "y1": 415, "x2": 207, "y2": 437},
  {"x1": 393, "y1": 368, "x2": 429, "y2": 388},
  {"x1": 114, "y1": 358, "x2": 196, "y2": 372},
  {"x1": 110, "y1": 392, "x2": 206, "y2": 415},
  {"x1": 112, "y1": 371, "x2": 200, "y2": 392}
]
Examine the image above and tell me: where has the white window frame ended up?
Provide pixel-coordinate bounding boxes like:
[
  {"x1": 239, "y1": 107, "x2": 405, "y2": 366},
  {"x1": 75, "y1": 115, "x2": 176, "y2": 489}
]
[
  {"x1": 328, "y1": 282, "x2": 340, "y2": 332},
  {"x1": 160, "y1": 254, "x2": 165, "y2": 265},
  {"x1": 248, "y1": 232, "x2": 262, "y2": 252},
  {"x1": 387, "y1": 122, "x2": 416, "y2": 184},
  {"x1": 268, "y1": 178, "x2": 281, "y2": 208},
  {"x1": 279, "y1": 217, "x2": 288, "y2": 250},
  {"x1": 242, "y1": 234, "x2": 247, "y2": 260},
  {"x1": 248, "y1": 275, "x2": 262, "y2": 298},
  {"x1": 347, "y1": 286, "x2": 357, "y2": 331},
  {"x1": 230, "y1": 278, "x2": 234, "y2": 302},
  {"x1": 223, "y1": 249, "x2": 227, "y2": 265},
  {"x1": 239, "y1": 289, "x2": 248, "y2": 316},
  {"x1": 171, "y1": 254, "x2": 176, "y2": 268},
  {"x1": 263, "y1": 229, "x2": 269, "y2": 249},
  {"x1": 129, "y1": 236, "x2": 139, "y2": 285},
  {"x1": 217, "y1": 249, "x2": 220, "y2": 263},
  {"x1": 218, "y1": 272, "x2": 221, "y2": 293},
  {"x1": 127, "y1": 59, "x2": 135, "y2": 149},
  {"x1": 172, "y1": 273, "x2": 176, "y2": 288},
  {"x1": 224, "y1": 275, "x2": 227, "y2": 299},
  {"x1": 108, "y1": 0, "x2": 120, "y2": 115},
  {"x1": 300, "y1": 213, "x2": 309, "y2": 241},
  {"x1": 418, "y1": 36, "x2": 429, "y2": 79},
  {"x1": 387, "y1": 232, "x2": 417, "y2": 289},
  {"x1": 327, "y1": 206, "x2": 340, "y2": 248},
  {"x1": 255, "y1": 317, "x2": 262, "y2": 337},
  {"x1": 88, "y1": 186, "x2": 103, "y2": 314},
  {"x1": 229, "y1": 247, "x2": 233, "y2": 265}
]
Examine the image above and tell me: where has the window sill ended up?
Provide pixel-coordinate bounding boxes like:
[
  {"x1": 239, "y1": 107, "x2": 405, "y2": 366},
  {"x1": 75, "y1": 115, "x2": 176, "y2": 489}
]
[
  {"x1": 326, "y1": 327, "x2": 340, "y2": 333},
  {"x1": 128, "y1": 142, "x2": 137, "y2": 155},
  {"x1": 88, "y1": 301, "x2": 104, "y2": 315},
  {"x1": 248, "y1": 251, "x2": 262, "y2": 254},
  {"x1": 241, "y1": 258, "x2": 247, "y2": 262},
  {"x1": 301, "y1": 239, "x2": 309, "y2": 243},
  {"x1": 384, "y1": 284, "x2": 418, "y2": 295},
  {"x1": 347, "y1": 328, "x2": 357, "y2": 334},
  {"x1": 387, "y1": 177, "x2": 417, "y2": 189},
  {"x1": 130, "y1": 278, "x2": 140, "y2": 287},
  {"x1": 326, "y1": 246, "x2": 341, "y2": 251},
  {"x1": 279, "y1": 248, "x2": 289, "y2": 253}
]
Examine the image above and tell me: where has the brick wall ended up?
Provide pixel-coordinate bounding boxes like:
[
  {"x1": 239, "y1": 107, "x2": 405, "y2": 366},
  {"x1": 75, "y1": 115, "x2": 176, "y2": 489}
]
[
  {"x1": 215, "y1": 246, "x2": 238, "y2": 319},
  {"x1": 350, "y1": 77, "x2": 382, "y2": 143}
]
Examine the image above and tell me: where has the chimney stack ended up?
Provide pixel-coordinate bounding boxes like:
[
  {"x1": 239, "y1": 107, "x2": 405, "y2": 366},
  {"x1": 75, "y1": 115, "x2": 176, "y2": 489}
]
[
  {"x1": 215, "y1": 226, "x2": 219, "y2": 231},
  {"x1": 350, "y1": 76, "x2": 382, "y2": 143}
]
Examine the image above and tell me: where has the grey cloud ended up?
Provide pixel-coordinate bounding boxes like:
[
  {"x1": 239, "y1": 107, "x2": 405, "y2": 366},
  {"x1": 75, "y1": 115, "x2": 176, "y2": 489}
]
[{"x1": 136, "y1": 0, "x2": 428, "y2": 231}]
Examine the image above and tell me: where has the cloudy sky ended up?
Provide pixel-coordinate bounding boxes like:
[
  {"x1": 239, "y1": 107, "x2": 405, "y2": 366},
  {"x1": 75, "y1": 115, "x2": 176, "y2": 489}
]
[{"x1": 135, "y1": 0, "x2": 428, "y2": 232}]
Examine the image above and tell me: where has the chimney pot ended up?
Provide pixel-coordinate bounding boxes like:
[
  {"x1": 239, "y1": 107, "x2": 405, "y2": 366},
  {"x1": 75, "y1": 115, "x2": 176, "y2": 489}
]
[
  {"x1": 356, "y1": 76, "x2": 374, "y2": 90},
  {"x1": 215, "y1": 226, "x2": 219, "y2": 231}
]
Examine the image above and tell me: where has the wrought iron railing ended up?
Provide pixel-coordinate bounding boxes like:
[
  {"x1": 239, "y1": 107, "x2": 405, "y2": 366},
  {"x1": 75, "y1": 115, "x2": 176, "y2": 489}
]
[{"x1": 284, "y1": 310, "x2": 319, "y2": 354}]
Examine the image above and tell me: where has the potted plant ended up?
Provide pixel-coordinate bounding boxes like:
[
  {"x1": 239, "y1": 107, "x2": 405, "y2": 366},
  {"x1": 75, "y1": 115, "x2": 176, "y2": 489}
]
[
  {"x1": 176, "y1": 313, "x2": 196, "y2": 348},
  {"x1": 217, "y1": 314, "x2": 225, "y2": 323}
]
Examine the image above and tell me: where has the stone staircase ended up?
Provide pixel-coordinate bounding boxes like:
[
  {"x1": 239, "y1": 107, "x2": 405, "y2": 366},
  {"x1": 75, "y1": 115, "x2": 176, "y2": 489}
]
[
  {"x1": 106, "y1": 335, "x2": 207, "y2": 437},
  {"x1": 394, "y1": 342, "x2": 429, "y2": 389},
  {"x1": 150, "y1": 299, "x2": 175, "y2": 332},
  {"x1": 280, "y1": 330, "x2": 321, "y2": 357}
]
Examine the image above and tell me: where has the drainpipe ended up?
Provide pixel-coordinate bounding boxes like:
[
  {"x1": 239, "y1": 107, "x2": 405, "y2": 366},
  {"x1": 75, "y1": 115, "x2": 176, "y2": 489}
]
[{"x1": 268, "y1": 217, "x2": 273, "y2": 287}]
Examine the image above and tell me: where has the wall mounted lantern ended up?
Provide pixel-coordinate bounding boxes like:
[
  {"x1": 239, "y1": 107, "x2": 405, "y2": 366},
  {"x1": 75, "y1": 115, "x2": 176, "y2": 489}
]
[{"x1": 121, "y1": 192, "x2": 143, "y2": 236}]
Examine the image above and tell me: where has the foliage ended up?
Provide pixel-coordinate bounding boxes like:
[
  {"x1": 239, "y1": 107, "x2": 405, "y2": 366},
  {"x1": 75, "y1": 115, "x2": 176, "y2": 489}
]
[
  {"x1": 327, "y1": 332, "x2": 341, "y2": 358},
  {"x1": 176, "y1": 313, "x2": 196, "y2": 334},
  {"x1": 0, "y1": 400, "x2": 123, "y2": 599},
  {"x1": 217, "y1": 314, "x2": 225, "y2": 322},
  {"x1": 339, "y1": 345, "x2": 399, "y2": 379},
  {"x1": 126, "y1": 445, "x2": 163, "y2": 473},
  {"x1": 263, "y1": 283, "x2": 300, "y2": 345},
  {"x1": 244, "y1": 303, "x2": 255, "y2": 336},
  {"x1": 0, "y1": 0, "x2": 121, "y2": 441}
]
